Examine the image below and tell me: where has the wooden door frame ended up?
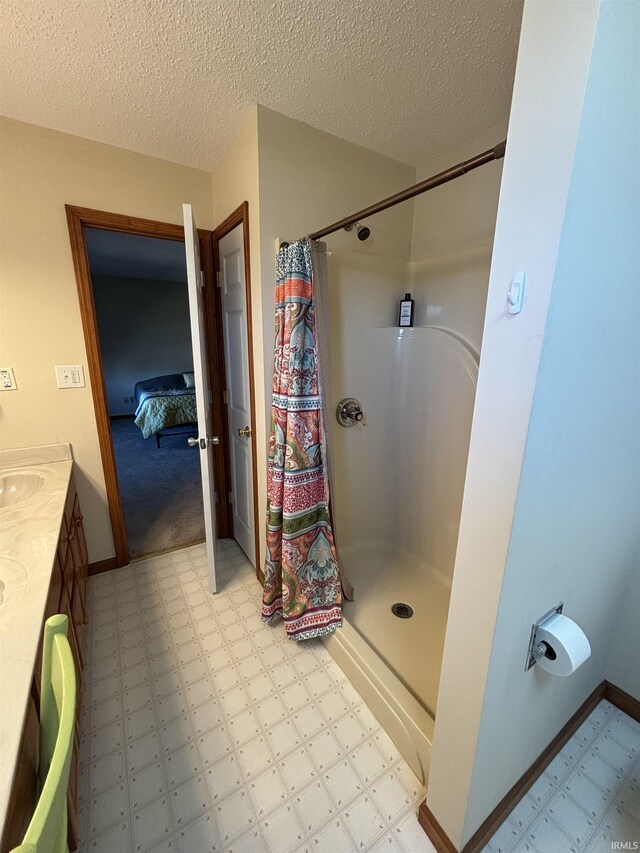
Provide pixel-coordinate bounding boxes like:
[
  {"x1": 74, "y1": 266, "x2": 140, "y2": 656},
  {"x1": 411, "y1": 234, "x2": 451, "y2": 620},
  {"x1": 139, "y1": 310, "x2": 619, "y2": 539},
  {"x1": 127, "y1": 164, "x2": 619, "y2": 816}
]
[
  {"x1": 65, "y1": 205, "x2": 231, "y2": 567},
  {"x1": 212, "y1": 202, "x2": 262, "y2": 578}
]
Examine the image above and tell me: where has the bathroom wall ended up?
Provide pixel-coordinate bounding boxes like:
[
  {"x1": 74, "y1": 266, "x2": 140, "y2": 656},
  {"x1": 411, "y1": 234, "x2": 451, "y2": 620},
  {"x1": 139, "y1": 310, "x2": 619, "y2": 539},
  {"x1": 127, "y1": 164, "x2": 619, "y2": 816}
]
[
  {"x1": 461, "y1": 1, "x2": 639, "y2": 839},
  {"x1": 426, "y1": 1, "x2": 602, "y2": 847},
  {"x1": 255, "y1": 104, "x2": 416, "y2": 428},
  {"x1": 427, "y1": 1, "x2": 640, "y2": 847},
  {"x1": 210, "y1": 106, "x2": 419, "y2": 574},
  {"x1": 92, "y1": 276, "x2": 193, "y2": 417},
  {"x1": 408, "y1": 121, "x2": 508, "y2": 354},
  {"x1": 0, "y1": 118, "x2": 213, "y2": 561},
  {"x1": 253, "y1": 107, "x2": 416, "y2": 570}
]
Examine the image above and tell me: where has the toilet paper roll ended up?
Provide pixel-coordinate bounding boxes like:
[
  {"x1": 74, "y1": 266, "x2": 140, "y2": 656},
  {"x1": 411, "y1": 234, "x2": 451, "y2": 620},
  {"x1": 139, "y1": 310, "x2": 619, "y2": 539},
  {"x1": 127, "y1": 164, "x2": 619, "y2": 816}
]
[{"x1": 535, "y1": 612, "x2": 591, "y2": 677}]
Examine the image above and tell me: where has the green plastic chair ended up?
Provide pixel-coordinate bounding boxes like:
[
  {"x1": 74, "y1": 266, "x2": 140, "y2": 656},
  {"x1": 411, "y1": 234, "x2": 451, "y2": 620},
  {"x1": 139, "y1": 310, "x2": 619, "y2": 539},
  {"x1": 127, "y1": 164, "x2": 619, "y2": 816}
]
[{"x1": 11, "y1": 614, "x2": 77, "y2": 853}]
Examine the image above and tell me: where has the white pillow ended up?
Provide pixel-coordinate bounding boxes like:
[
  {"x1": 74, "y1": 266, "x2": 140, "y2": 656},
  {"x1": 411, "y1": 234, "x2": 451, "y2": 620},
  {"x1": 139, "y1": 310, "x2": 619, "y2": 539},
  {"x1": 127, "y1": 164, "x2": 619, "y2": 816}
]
[{"x1": 183, "y1": 372, "x2": 195, "y2": 389}]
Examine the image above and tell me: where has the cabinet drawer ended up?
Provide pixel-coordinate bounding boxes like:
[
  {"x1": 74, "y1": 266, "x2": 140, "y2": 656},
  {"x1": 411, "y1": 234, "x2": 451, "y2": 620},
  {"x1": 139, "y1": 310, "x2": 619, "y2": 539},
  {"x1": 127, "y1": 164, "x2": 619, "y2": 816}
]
[
  {"x1": 60, "y1": 585, "x2": 83, "y2": 688},
  {"x1": 47, "y1": 550, "x2": 65, "y2": 618},
  {"x1": 72, "y1": 496, "x2": 88, "y2": 621},
  {"x1": 33, "y1": 553, "x2": 65, "y2": 707},
  {"x1": 72, "y1": 494, "x2": 87, "y2": 561},
  {"x1": 57, "y1": 513, "x2": 70, "y2": 569},
  {"x1": 67, "y1": 740, "x2": 79, "y2": 814},
  {"x1": 71, "y1": 578, "x2": 87, "y2": 664},
  {"x1": 67, "y1": 784, "x2": 79, "y2": 853},
  {"x1": 63, "y1": 534, "x2": 76, "y2": 591}
]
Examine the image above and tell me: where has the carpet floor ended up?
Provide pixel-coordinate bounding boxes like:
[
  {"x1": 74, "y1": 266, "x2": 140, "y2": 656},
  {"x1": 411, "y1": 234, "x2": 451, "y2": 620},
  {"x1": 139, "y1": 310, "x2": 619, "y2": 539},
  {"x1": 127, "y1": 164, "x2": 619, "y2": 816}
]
[{"x1": 110, "y1": 417, "x2": 204, "y2": 558}]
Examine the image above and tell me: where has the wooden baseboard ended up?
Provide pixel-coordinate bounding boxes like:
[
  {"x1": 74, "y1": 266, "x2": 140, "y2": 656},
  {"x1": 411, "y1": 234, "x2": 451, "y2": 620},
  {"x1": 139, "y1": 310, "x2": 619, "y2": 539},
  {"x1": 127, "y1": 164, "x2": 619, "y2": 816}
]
[
  {"x1": 88, "y1": 557, "x2": 118, "y2": 576},
  {"x1": 420, "y1": 679, "x2": 611, "y2": 853},
  {"x1": 461, "y1": 679, "x2": 608, "y2": 852},
  {"x1": 418, "y1": 802, "x2": 457, "y2": 853},
  {"x1": 603, "y1": 680, "x2": 640, "y2": 723}
]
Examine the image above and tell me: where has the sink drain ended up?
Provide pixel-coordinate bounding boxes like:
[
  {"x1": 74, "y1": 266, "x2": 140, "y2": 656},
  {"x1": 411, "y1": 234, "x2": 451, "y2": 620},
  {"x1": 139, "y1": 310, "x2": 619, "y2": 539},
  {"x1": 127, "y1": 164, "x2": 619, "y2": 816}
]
[{"x1": 391, "y1": 602, "x2": 413, "y2": 619}]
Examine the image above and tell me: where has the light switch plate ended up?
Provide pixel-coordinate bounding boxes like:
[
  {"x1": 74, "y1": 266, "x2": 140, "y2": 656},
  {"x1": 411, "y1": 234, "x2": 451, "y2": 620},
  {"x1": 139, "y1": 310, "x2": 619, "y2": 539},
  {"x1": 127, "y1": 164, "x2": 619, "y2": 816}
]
[
  {"x1": 0, "y1": 367, "x2": 17, "y2": 390},
  {"x1": 55, "y1": 364, "x2": 86, "y2": 388}
]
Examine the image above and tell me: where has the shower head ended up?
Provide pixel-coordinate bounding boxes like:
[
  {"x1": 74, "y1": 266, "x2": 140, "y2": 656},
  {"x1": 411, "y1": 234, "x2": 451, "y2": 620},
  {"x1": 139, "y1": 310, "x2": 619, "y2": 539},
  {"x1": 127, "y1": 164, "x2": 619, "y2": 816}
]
[{"x1": 344, "y1": 222, "x2": 371, "y2": 241}]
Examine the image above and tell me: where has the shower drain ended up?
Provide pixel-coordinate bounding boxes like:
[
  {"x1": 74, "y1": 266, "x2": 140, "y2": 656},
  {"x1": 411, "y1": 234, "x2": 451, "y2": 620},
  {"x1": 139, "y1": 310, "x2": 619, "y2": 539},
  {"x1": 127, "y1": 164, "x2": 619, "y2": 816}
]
[{"x1": 391, "y1": 602, "x2": 414, "y2": 619}]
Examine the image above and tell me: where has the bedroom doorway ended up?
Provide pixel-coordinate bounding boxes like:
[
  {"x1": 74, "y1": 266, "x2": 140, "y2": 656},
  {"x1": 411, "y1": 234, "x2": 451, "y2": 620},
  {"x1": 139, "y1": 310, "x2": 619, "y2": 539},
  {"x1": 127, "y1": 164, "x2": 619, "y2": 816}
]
[
  {"x1": 66, "y1": 206, "x2": 233, "y2": 568},
  {"x1": 86, "y1": 228, "x2": 203, "y2": 559}
]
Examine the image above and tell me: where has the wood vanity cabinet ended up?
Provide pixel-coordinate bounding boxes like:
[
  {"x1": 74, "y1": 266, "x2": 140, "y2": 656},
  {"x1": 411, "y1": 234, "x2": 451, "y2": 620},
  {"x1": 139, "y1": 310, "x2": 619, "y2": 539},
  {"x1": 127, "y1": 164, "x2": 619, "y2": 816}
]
[
  {"x1": 57, "y1": 474, "x2": 88, "y2": 851},
  {"x1": 1, "y1": 474, "x2": 88, "y2": 853},
  {"x1": 0, "y1": 687, "x2": 39, "y2": 853}
]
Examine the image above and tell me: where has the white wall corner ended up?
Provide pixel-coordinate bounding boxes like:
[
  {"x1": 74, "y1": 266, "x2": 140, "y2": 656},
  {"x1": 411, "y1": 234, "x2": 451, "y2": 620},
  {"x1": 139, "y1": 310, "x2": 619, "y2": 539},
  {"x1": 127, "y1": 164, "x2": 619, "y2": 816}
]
[{"x1": 425, "y1": 0, "x2": 601, "y2": 848}]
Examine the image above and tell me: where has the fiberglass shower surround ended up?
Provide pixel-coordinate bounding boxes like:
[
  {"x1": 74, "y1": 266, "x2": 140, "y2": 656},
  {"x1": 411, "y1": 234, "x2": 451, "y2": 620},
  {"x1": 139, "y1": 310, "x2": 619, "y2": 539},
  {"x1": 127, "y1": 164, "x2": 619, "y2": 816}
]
[
  {"x1": 265, "y1": 138, "x2": 505, "y2": 782},
  {"x1": 332, "y1": 317, "x2": 479, "y2": 715},
  {"x1": 270, "y1": 137, "x2": 504, "y2": 706}
]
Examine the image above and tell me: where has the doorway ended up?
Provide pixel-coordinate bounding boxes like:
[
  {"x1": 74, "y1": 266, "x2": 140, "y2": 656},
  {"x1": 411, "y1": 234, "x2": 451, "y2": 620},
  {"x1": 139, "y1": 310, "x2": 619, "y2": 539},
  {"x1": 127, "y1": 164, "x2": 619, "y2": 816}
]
[
  {"x1": 85, "y1": 228, "x2": 203, "y2": 558},
  {"x1": 66, "y1": 205, "x2": 258, "y2": 573}
]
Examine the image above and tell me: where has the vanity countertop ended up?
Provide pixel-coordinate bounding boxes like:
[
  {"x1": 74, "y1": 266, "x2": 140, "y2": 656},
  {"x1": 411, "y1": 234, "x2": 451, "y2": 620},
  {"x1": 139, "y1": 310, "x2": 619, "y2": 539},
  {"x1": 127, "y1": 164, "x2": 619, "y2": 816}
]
[{"x1": 0, "y1": 443, "x2": 74, "y2": 833}]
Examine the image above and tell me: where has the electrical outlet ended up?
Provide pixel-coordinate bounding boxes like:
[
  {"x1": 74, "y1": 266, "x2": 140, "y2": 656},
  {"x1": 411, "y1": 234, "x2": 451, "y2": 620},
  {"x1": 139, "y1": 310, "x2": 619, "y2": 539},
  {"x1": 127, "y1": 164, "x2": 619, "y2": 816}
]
[
  {"x1": 55, "y1": 365, "x2": 86, "y2": 389},
  {"x1": 123, "y1": 396, "x2": 129, "y2": 404},
  {"x1": 0, "y1": 367, "x2": 17, "y2": 390}
]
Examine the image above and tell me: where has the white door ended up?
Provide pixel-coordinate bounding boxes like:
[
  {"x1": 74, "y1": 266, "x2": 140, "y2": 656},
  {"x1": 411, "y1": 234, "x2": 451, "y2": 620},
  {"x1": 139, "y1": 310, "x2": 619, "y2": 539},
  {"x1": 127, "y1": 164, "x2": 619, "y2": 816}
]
[
  {"x1": 183, "y1": 204, "x2": 219, "y2": 593},
  {"x1": 219, "y1": 224, "x2": 256, "y2": 565}
]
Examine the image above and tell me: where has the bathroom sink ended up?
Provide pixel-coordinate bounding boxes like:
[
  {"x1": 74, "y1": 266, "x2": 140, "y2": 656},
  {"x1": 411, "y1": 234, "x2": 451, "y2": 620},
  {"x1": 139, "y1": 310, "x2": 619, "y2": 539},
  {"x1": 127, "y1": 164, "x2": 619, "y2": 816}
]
[
  {"x1": 0, "y1": 557, "x2": 28, "y2": 621},
  {"x1": 0, "y1": 472, "x2": 45, "y2": 508}
]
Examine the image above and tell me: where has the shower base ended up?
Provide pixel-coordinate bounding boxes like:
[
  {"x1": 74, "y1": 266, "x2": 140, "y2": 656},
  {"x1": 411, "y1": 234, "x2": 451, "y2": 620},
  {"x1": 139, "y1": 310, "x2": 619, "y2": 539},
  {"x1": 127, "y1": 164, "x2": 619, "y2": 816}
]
[
  {"x1": 323, "y1": 609, "x2": 434, "y2": 783},
  {"x1": 323, "y1": 542, "x2": 450, "y2": 783},
  {"x1": 342, "y1": 542, "x2": 451, "y2": 716}
]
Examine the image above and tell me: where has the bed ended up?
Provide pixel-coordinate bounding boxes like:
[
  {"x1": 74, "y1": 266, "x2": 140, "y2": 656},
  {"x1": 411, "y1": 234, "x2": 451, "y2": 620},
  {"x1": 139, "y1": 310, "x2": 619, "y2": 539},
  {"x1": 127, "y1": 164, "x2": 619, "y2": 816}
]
[{"x1": 133, "y1": 372, "x2": 198, "y2": 447}]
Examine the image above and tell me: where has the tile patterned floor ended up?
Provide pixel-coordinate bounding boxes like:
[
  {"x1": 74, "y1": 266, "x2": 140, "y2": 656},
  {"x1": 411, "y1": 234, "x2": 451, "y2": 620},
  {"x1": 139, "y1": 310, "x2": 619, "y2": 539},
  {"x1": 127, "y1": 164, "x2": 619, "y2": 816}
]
[
  {"x1": 483, "y1": 700, "x2": 640, "y2": 853},
  {"x1": 77, "y1": 540, "x2": 435, "y2": 853}
]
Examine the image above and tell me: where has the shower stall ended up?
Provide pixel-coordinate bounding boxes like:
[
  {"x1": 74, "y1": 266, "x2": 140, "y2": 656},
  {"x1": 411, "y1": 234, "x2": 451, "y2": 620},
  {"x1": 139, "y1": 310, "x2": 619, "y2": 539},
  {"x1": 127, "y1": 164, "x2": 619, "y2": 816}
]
[
  {"x1": 264, "y1": 137, "x2": 505, "y2": 781},
  {"x1": 317, "y1": 147, "x2": 500, "y2": 781}
]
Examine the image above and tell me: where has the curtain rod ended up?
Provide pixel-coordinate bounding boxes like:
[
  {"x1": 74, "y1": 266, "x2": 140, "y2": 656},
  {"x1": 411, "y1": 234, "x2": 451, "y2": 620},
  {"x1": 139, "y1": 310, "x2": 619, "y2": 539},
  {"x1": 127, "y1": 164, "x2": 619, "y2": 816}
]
[{"x1": 302, "y1": 140, "x2": 506, "y2": 243}]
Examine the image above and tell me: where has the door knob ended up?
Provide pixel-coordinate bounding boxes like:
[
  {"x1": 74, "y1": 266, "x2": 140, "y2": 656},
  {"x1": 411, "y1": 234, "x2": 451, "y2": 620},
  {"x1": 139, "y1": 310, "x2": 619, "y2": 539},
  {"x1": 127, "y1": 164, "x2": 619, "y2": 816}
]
[
  {"x1": 188, "y1": 436, "x2": 220, "y2": 449},
  {"x1": 238, "y1": 426, "x2": 252, "y2": 438}
]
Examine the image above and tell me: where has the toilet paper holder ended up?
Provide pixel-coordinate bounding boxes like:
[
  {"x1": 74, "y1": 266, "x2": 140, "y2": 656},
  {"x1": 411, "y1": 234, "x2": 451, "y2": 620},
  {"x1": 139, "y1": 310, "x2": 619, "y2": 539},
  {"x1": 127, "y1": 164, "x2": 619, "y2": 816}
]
[{"x1": 525, "y1": 602, "x2": 564, "y2": 671}]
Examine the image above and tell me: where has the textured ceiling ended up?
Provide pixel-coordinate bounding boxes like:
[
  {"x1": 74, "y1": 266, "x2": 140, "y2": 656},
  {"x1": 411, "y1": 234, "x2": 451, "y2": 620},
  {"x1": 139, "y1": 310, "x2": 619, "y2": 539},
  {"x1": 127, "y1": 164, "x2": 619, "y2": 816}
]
[
  {"x1": 86, "y1": 229, "x2": 187, "y2": 281},
  {"x1": 1, "y1": 0, "x2": 523, "y2": 170}
]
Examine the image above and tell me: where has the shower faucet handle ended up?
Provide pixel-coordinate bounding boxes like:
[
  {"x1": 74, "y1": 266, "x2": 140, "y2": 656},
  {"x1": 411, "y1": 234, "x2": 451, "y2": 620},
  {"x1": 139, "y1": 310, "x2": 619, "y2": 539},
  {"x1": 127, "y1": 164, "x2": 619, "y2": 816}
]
[{"x1": 336, "y1": 398, "x2": 365, "y2": 427}]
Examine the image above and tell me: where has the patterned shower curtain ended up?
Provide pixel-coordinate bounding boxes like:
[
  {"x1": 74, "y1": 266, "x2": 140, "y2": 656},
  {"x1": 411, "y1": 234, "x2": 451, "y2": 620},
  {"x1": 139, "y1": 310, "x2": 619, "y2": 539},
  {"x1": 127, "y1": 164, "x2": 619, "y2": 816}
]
[{"x1": 261, "y1": 239, "x2": 343, "y2": 641}]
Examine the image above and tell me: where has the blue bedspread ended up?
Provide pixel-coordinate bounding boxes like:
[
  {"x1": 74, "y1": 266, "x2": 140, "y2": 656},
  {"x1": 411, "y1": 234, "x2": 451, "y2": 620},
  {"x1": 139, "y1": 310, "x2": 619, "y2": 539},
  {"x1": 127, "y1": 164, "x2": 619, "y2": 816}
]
[
  {"x1": 134, "y1": 387, "x2": 197, "y2": 439},
  {"x1": 134, "y1": 372, "x2": 189, "y2": 405}
]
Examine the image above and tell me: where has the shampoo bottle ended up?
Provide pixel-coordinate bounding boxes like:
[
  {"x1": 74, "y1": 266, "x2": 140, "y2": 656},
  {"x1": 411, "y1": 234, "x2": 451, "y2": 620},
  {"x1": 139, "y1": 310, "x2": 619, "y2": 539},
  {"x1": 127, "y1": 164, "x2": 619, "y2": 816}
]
[{"x1": 398, "y1": 293, "x2": 415, "y2": 327}]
